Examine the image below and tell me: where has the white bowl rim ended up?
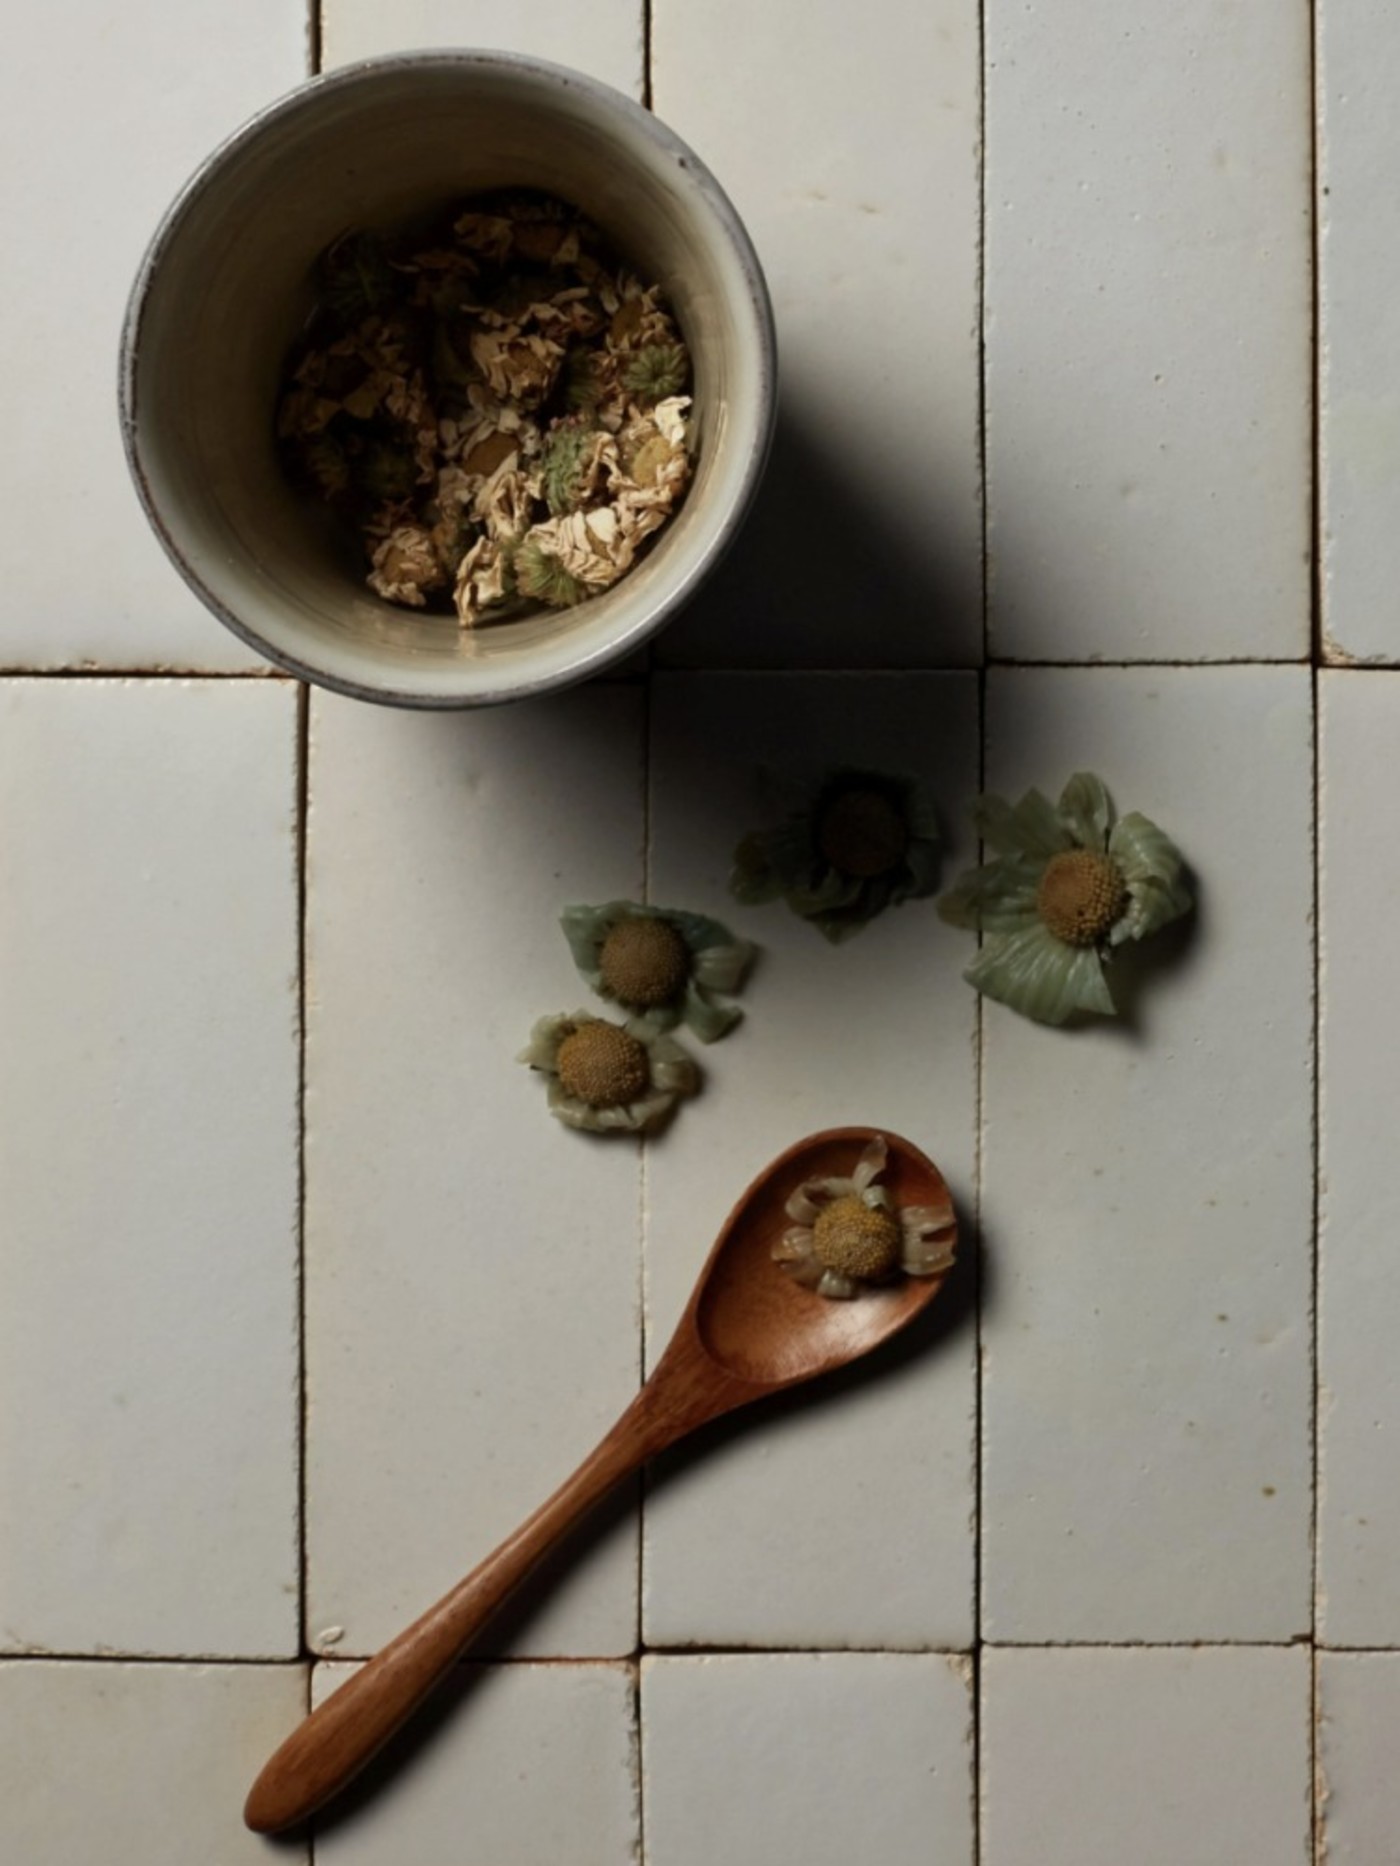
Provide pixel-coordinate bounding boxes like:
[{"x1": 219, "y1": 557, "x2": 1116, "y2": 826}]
[{"x1": 118, "y1": 47, "x2": 777, "y2": 708}]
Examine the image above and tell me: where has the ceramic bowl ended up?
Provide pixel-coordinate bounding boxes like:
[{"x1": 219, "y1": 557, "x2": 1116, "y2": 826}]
[{"x1": 120, "y1": 51, "x2": 775, "y2": 707}]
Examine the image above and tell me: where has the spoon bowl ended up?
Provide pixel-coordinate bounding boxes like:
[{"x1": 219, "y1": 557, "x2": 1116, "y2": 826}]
[
  {"x1": 692, "y1": 1127, "x2": 954, "y2": 1387},
  {"x1": 245, "y1": 1126, "x2": 956, "y2": 1835}
]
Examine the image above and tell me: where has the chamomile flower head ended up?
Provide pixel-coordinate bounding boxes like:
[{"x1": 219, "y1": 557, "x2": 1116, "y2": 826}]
[
  {"x1": 773, "y1": 1135, "x2": 957, "y2": 1301},
  {"x1": 561, "y1": 902, "x2": 755, "y2": 1042},
  {"x1": 729, "y1": 768, "x2": 942, "y2": 943},
  {"x1": 518, "y1": 1010, "x2": 699, "y2": 1135},
  {"x1": 937, "y1": 771, "x2": 1192, "y2": 1026}
]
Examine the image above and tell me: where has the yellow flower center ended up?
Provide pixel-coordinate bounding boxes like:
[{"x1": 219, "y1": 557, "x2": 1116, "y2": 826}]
[
  {"x1": 555, "y1": 1022, "x2": 650, "y2": 1108},
  {"x1": 1036, "y1": 849, "x2": 1128, "y2": 946},
  {"x1": 812, "y1": 1196, "x2": 903, "y2": 1281},
  {"x1": 598, "y1": 917, "x2": 690, "y2": 1009},
  {"x1": 816, "y1": 788, "x2": 909, "y2": 880}
]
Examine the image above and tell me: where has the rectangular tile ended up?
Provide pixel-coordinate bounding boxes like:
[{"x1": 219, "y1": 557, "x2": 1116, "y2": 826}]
[
  {"x1": 312, "y1": 1660, "x2": 637, "y2": 1862},
  {"x1": 1317, "y1": 1652, "x2": 1400, "y2": 1864},
  {"x1": 652, "y1": 1, "x2": 982, "y2": 667},
  {"x1": 321, "y1": 1, "x2": 645, "y2": 92},
  {"x1": 0, "y1": 1660, "x2": 307, "y2": 1865},
  {"x1": 304, "y1": 688, "x2": 645, "y2": 1658},
  {"x1": 985, "y1": 0, "x2": 1312, "y2": 661},
  {"x1": 0, "y1": 6, "x2": 304, "y2": 669},
  {"x1": 980, "y1": 668, "x2": 1313, "y2": 1641},
  {"x1": 642, "y1": 1653, "x2": 973, "y2": 1866},
  {"x1": 642, "y1": 673, "x2": 977, "y2": 1649},
  {"x1": 0, "y1": 680, "x2": 300, "y2": 1657},
  {"x1": 1319, "y1": 670, "x2": 1400, "y2": 1643},
  {"x1": 1319, "y1": 3, "x2": 1400, "y2": 662},
  {"x1": 980, "y1": 1647, "x2": 1311, "y2": 1866}
]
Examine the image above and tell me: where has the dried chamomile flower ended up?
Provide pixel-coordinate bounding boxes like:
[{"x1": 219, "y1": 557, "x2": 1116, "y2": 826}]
[
  {"x1": 936, "y1": 772, "x2": 1192, "y2": 1026},
  {"x1": 730, "y1": 769, "x2": 942, "y2": 942},
  {"x1": 514, "y1": 535, "x2": 591, "y2": 609},
  {"x1": 774, "y1": 1135, "x2": 956, "y2": 1301},
  {"x1": 519, "y1": 1010, "x2": 699, "y2": 1135},
  {"x1": 622, "y1": 341, "x2": 689, "y2": 405},
  {"x1": 366, "y1": 523, "x2": 445, "y2": 607},
  {"x1": 318, "y1": 231, "x2": 396, "y2": 326},
  {"x1": 560, "y1": 902, "x2": 755, "y2": 1042},
  {"x1": 539, "y1": 418, "x2": 611, "y2": 515}
]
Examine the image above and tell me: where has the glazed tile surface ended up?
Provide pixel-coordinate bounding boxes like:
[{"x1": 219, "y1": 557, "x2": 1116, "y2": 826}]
[{"x1": 7, "y1": 0, "x2": 1400, "y2": 1859}]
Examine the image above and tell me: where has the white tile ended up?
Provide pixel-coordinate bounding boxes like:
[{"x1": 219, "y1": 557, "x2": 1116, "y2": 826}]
[
  {"x1": 652, "y1": 1, "x2": 982, "y2": 667},
  {"x1": 305, "y1": 688, "x2": 644, "y2": 1659},
  {"x1": 1317, "y1": 1652, "x2": 1400, "y2": 1864},
  {"x1": 642, "y1": 673, "x2": 977, "y2": 1649},
  {"x1": 981, "y1": 1647, "x2": 1311, "y2": 1866},
  {"x1": 1, "y1": 7, "x2": 303, "y2": 670},
  {"x1": 1319, "y1": 4, "x2": 1400, "y2": 662},
  {"x1": 642, "y1": 1653, "x2": 973, "y2": 1866},
  {"x1": 980, "y1": 669, "x2": 1313, "y2": 1641},
  {"x1": 312, "y1": 1660, "x2": 637, "y2": 1862},
  {"x1": 0, "y1": 680, "x2": 300, "y2": 1658},
  {"x1": 1319, "y1": 671, "x2": 1400, "y2": 1643},
  {"x1": 985, "y1": 0, "x2": 1312, "y2": 661},
  {"x1": 0, "y1": 1660, "x2": 307, "y2": 1864},
  {"x1": 322, "y1": 1, "x2": 645, "y2": 93}
]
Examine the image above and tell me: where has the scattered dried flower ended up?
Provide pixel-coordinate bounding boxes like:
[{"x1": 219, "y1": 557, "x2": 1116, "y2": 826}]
[
  {"x1": 773, "y1": 1135, "x2": 956, "y2": 1300},
  {"x1": 936, "y1": 771, "x2": 1192, "y2": 1025},
  {"x1": 729, "y1": 769, "x2": 942, "y2": 942},
  {"x1": 560, "y1": 902, "x2": 755, "y2": 1041},
  {"x1": 518, "y1": 1010, "x2": 699, "y2": 1135}
]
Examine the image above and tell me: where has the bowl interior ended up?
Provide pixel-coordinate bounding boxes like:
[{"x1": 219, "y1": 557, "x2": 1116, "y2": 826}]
[{"x1": 127, "y1": 58, "x2": 770, "y2": 703}]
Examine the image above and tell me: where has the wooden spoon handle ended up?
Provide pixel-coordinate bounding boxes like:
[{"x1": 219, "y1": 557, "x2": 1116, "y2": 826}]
[{"x1": 244, "y1": 1405, "x2": 654, "y2": 1835}]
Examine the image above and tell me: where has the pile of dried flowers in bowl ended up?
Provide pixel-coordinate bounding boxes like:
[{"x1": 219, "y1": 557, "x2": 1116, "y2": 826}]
[{"x1": 277, "y1": 190, "x2": 694, "y2": 628}]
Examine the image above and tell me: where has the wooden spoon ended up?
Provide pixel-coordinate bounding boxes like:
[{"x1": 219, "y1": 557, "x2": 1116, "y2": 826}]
[{"x1": 244, "y1": 1126, "x2": 956, "y2": 1835}]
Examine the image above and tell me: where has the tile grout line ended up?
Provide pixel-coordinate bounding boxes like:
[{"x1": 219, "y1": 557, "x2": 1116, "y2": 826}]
[
  {"x1": 1307, "y1": 1, "x2": 1324, "y2": 1854},
  {"x1": 973, "y1": 0, "x2": 989, "y2": 1846},
  {"x1": 304, "y1": 40, "x2": 321, "y2": 1866},
  {"x1": 3, "y1": 1639, "x2": 1362, "y2": 1666},
  {"x1": 295, "y1": 680, "x2": 312, "y2": 1684},
  {"x1": 638, "y1": 26, "x2": 655, "y2": 1857}
]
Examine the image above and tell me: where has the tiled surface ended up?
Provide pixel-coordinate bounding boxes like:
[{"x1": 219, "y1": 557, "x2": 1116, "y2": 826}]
[
  {"x1": 642, "y1": 1653, "x2": 973, "y2": 1866},
  {"x1": 981, "y1": 1647, "x2": 1312, "y2": 1866},
  {"x1": 985, "y1": 0, "x2": 1313, "y2": 663},
  {"x1": 2, "y1": 4, "x2": 304, "y2": 670},
  {"x1": 0, "y1": 1661, "x2": 308, "y2": 1863},
  {"x1": 642, "y1": 675, "x2": 977, "y2": 1650},
  {"x1": 304, "y1": 689, "x2": 644, "y2": 1658},
  {"x1": 322, "y1": 0, "x2": 645, "y2": 92},
  {"x1": 980, "y1": 668, "x2": 1314, "y2": 1643},
  {"x1": 311, "y1": 1661, "x2": 638, "y2": 1862},
  {"x1": 1316, "y1": 1652, "x2": 1400, "y2": 1863},
  {"x1": 1318, "y1": 1, "x2": 1400, "y2": 662},
  {"x1": 1318, "y1": 672, "x2": 1400, "y2": 1646},
  {"x1": 652, "y1": 0, "x2": 982, "y2": 668},
  {"x1": 0, "y1": 681, "x2": 301, "y2": 1659},
  {"x1": 11, "y1": 0, "x2": 1400, "y2": 1860}
]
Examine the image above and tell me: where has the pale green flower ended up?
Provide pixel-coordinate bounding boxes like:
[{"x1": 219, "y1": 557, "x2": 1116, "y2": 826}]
[
  {"x1": 773, "y1": 1135, "x2": 957, "y2": 1301},
  {"x1": 560, "y1": 901, "x2": 754, "y2": 1041},
  {"x1": 730, "y1": 768, "x2": 941, "y2": 943},
  {"x1": 937, "y1": 772, "x2": 1192, "y2": 1026},
  {"x1": 518, "y1": 1010, "x2": 698, "y2": 1135}
]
